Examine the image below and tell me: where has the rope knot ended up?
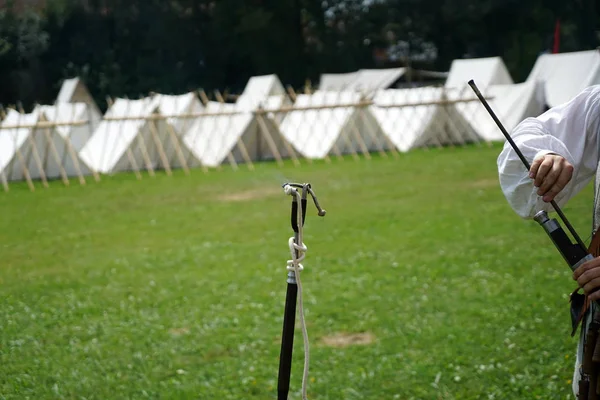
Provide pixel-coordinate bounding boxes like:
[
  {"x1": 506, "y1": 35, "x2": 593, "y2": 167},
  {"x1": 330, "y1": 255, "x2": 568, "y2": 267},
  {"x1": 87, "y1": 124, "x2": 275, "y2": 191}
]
[
  {"x1": 283, "y1": 184, "x2": 295, "y2": 196},
  {"x1": 287, "y1": 236, "x2": 307, "y2": 272}
]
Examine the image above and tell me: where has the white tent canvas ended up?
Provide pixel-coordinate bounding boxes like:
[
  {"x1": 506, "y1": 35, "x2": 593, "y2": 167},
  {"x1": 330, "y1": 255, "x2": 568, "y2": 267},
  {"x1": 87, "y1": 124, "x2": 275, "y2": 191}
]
[
  {"x1": 35, "y1": 102, "x2": 102, "y2": 151},
  {"x1": 79, "y1": 98, "x2": 185, "y2": 174},
  {"x1": 254, "y1": 93, "x2": 293, "y2": 126},
  {"x1": 319, "y1": 68, "x2": 406, "y2": 94},
  {"x1": 147, "y1": 92, "x2": 203, "y2": 132},
  {"x1": 343, "y1": 68, "x2": 406, "y2": 94},
  {"x1": 445, "y1": 57, "x2": 513, "y2": 90},
  {"x1": 279, "y1": 91, "x2": 389, "y2": 159},
  {"x1": 0, "y1": 109, "x2": 92, "y2": 182},
  {"x1": 447, "y1": 80, "x2": 546, "y2": 142},
  {"x1": 370, "y1": 87, "x2": 479, "y2": 152},
  {"x1": 55, "y1": 77, "x2": 102, "y2": 117},
  {"x1": 145, "y1": 93, "x2": 205, "y2": 170},
  {"x1": 526, "y1": 50, "x2": 600, "y2": 108},
  {"x1": 319, "y1": 72, "x2": 359, "y2": 91},
  {"x1": 235, "y1": 74, "x2": 292, "y2": 126},
  {"x1": 236, "y1": 74, "x2": 288, "y2": 111},
  {"x1": 183, "y1": 101, "x2": 292, "y2": 168}
]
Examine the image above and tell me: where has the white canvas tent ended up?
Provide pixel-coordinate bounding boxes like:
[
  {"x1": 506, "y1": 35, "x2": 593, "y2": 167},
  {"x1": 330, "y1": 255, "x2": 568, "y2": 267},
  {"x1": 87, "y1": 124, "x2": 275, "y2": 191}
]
[
  {"x1": 445, "y1": 57, "x2": 513, "y2": 90},
  {"x1": 147, "y1": 92, "x2": 204, "y2": 142},
  {"x1": 79, "y1": 98, "x2": 189, "y2": 175},
  {"x1": 319, "y1": 68, "x2": 406, "y2": 94},
  {"x1": 446, "y1": 80, "x2": 545, "y2": 142},
  {"x1": 0, "y1": 109, "x2": 93, "y2": 186},
  {"x1": 145, "y1": 93, "x2": 205, "y2": 172},
  {"x1": 182, "y1": 101, "x2": 295, "y2": 168},
  {"x1": 55, "y1": 77, "x2": 102, "y2": 117},
  {"x1": 147, "y1": 92, "x2": 203, "y2": 131},
  {"x1": 279, "y1": 91, "x2": 390, "y2": 159},
  {"x1": 34, "y1": 102, "x2": 102, "y2": 151},
  {"x1": 256, "y1": 94, "x2": 292, "y2": 125},
  {"x1": 526, "y1": 50, "x2": 600, "y2": 108},
  {"x1": 234, "y1": 74, "x2": 293, "y2": 128},
  {"x1": 319, "y1": 72, "x2": 359, "y2": 91},
  {"x1": 370, "y1": 87, "x2": 480, "y2": 152},
  {"x1": 236, "y1": 74, "x2": 288, "y2": 111},
  {"x1": 343, "y1": 68, "x2": 406, "y2": 94}
]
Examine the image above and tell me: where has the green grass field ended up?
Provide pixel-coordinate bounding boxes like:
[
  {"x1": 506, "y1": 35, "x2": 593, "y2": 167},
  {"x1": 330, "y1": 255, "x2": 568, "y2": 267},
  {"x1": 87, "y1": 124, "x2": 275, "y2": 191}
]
[{"x1": 0, "y1": 144, "x2": 593, "y2": 399}]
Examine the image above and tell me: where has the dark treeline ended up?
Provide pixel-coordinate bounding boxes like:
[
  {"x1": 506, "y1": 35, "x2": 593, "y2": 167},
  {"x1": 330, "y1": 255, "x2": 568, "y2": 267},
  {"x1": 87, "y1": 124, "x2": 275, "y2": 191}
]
[{"x1": 0, "y1": 0, "x2": 599, "y2": 111}]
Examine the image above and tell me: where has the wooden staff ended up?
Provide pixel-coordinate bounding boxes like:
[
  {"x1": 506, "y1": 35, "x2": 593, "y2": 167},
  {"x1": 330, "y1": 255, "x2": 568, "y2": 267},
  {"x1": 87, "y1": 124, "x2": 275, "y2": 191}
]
[
  {"x1": 58, "y1": 102, "x2": 88, "y2": 185},
  {"x1": 17, "y1": 103, "x2": 49, "y2": 188},
  {"x1": 165, "y1": 119, "x2": 193, "y2": 175},
  {"x1": 255, "y1": 112, "x2": 285, "y2": 167},
  {"x1": 360, "y1": 105, "x2": 399, "y2": 158},
  {"x1": 41, "y1": 123, "x2": 70, "y2": 186},
  {"x1": 255, "y1": 108, "x2": 301, "y2": 167},
  {"x1": 198, "y1": 89, "x2": 210, "y2": 106},
  {"x1": 233, "y1": 132, "x2": 255, "y2": 171},
  {"x1": 346, "y1": 102, "x2": 371, "y2": 160},
  {"x1": 215, "y1": 90, "x2": 226, "y2": 103},
  {"x1": 286, "y1": 86, "x2": 297, "y2": 102},
  {"x1": 147, "y1": 115, "x2": 173, "y2": 176}
]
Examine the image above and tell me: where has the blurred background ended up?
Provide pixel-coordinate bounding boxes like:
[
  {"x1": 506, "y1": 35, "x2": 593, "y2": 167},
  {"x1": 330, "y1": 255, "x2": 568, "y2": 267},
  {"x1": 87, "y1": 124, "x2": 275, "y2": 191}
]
[{"x1": 0, "y1": 0, "x2": 597, "y2": 111}]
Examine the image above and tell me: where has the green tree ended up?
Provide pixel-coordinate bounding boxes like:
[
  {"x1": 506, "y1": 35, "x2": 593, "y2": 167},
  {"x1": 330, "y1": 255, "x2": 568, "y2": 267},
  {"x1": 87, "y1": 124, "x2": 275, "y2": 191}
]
[{"x1": 0, "y1": 3, "x2": 50, "y2": 109}]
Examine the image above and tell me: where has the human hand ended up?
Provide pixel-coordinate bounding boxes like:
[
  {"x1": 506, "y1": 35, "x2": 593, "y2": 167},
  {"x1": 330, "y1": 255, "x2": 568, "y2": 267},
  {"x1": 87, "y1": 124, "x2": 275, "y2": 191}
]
[
  {"x1": 529, "y1": 153, "x2": 574, "y2": 202},
  {"x1": 573, "y1": 258, "x2": 600, "y2": 301}
]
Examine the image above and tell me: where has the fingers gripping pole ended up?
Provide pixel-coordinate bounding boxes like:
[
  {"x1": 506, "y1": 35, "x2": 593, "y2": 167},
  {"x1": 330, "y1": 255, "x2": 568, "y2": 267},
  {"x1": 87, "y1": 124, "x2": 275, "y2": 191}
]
[{"x1": 468, "y1": 79, "x2": 587, "y2": 251}]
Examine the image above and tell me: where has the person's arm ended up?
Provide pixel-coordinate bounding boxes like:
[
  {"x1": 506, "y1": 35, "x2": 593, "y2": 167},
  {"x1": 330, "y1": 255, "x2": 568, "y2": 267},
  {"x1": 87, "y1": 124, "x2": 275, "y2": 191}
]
[{"x1": 497, "y1": 85, "x2": 600, "y2": 219}]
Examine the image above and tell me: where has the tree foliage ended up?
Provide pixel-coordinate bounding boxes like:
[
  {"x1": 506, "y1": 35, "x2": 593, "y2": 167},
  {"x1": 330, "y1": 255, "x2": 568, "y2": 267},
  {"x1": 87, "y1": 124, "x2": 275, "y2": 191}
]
[{"x1": 0, "y1": 0, "x2": 598, "y2": 111}]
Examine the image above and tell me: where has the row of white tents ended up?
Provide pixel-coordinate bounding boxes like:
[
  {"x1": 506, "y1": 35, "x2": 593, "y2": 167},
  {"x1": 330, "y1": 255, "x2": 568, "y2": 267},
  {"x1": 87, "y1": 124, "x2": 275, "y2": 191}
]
[{"x1": 1, "y1": 49, "x2": 599, "y2": 190}]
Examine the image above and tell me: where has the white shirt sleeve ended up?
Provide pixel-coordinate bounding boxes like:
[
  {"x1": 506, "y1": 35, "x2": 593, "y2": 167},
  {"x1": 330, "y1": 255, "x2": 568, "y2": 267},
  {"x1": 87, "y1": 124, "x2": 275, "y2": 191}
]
[{"x1": 497, "y1": 85, "x2": 600, "y2": 219}]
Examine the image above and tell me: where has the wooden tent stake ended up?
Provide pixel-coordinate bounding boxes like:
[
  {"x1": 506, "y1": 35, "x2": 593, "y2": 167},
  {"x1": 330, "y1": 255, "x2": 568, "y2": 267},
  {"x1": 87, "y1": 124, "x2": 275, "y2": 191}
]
[
  {"x1": 198, "y1": 89, "x2": 210, "y2": 106},
  {"x1": 41, "y1": 125, "x2": 70, "y2": 186},
  {"x1": 256, "y1": 110, "x2": 300, "y2": 167},
  {"x1": 255, "y1": 112, "x2": 285, "y2": 167},
  {"x1": 148, "y1": 116, "x2": 173, "y2": 176},
  {"x1": 165, "y1": 121, "x2": 194, "y2": 175},
  {"x1": 22, "y1": 111, "x2": 49, "y2": 188}
]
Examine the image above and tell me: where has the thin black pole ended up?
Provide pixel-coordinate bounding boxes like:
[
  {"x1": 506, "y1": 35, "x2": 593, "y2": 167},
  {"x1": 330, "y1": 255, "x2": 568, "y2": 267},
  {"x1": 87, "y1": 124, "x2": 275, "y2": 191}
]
[
  {"x1": 277, "y1": 183, "x2": 326, "y2": 400},
  {"x1": 277, "y1": 271, "x2": 297, "y2": 400},
  {"x1": 277, "y1": 194, "x2": 303, "y2": 400}
]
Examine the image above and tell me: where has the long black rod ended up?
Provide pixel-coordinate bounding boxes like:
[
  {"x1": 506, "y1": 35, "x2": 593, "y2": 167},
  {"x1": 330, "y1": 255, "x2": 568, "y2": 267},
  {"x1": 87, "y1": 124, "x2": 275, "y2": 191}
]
[
  {"x1": 277, "y1": 279, "x2": 297, "y2": 400},
  {"x1": 277, "y1": 196, "x2": 301, "y2": 400},
  {"x1": 468, "y1": 79, "x2": 587, "y2": 250}
]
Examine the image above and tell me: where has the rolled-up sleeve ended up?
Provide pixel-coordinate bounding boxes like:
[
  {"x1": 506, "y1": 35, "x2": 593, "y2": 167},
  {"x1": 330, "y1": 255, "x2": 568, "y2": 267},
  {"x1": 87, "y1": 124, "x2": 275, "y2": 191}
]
[{"x1": 497, "y1": 85, "x2": 600, "y2": 219}]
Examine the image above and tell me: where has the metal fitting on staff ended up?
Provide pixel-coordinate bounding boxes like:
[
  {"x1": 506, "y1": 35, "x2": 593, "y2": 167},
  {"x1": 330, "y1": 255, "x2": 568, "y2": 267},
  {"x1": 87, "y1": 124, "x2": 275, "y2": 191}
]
[{"x1": 282, "y1": 182, "x2": 327, "y2": 217}]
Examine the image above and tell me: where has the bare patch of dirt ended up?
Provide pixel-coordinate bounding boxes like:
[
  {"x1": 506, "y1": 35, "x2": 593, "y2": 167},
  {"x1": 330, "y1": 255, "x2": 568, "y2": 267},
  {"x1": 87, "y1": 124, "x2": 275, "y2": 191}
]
[
  {"x1": 169, "y1": 327, "x2": 190, "y2": 336},
  {"x1": 320, "y1": 331, "x2": 376, "y2": 348},
  {"x1": 218, "y1": 187, "x2": 282, "y2": 202}
]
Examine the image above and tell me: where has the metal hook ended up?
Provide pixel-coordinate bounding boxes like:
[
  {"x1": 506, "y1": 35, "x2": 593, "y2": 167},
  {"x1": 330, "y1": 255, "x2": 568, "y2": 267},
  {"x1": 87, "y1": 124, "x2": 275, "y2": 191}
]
[{"x1": 282, "y1": 182, "x2": 326, "y2": 217}]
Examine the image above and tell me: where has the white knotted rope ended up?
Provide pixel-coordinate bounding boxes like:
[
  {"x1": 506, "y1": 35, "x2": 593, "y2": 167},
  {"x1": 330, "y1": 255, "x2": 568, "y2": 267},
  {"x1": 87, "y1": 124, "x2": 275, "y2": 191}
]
[{"x1": 283, "y1": 184, "x2": 310, "y2": 400}]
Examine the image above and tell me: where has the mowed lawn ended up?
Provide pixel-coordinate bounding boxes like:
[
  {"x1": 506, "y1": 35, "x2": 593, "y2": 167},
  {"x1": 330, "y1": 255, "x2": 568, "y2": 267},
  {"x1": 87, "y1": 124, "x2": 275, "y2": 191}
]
[{"x1": 0, "y1": 144, "x2": 594, "y2": 400}]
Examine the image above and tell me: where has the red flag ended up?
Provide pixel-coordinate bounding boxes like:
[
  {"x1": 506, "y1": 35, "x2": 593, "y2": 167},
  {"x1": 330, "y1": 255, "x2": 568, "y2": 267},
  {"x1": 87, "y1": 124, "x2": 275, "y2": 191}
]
[{"x1": 553, "y1": 19, "x2": 561, "y2": 53}]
